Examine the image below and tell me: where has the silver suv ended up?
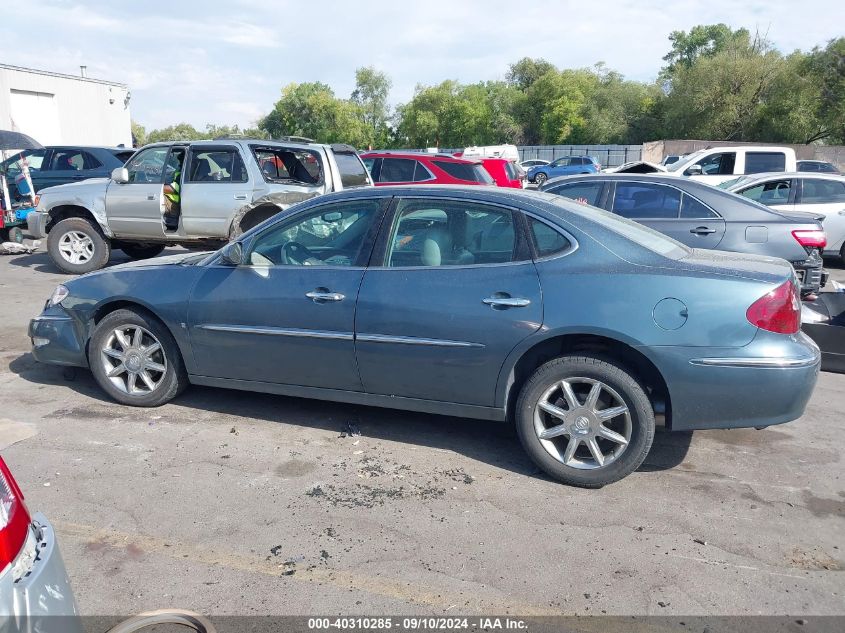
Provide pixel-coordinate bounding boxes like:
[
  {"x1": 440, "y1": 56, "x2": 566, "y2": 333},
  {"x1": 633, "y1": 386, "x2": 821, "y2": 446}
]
[{"x1": 27, "y1": 138, "x2": 373, "y2": 273}]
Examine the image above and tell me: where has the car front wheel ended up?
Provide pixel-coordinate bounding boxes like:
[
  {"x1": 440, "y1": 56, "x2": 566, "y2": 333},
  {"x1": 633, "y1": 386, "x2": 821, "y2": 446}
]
[
  {"x1": 47, "y1": 217, "x2": 111, "y2": 274},
  {"x1": 534, "y1": 172, "x2": 548, "y2": 186},
  {"x1": 515, "y1": 355, "x2": 655, "y2": 487},
  {"x1": 89, "y1": 309, "x2": 188, "y2": 407}
]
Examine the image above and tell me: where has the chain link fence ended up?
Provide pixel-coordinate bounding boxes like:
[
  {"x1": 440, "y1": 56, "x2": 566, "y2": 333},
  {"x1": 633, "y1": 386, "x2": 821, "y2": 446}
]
[{"x1": 518, "y1": 145, "x2": 642, "y2": 168}]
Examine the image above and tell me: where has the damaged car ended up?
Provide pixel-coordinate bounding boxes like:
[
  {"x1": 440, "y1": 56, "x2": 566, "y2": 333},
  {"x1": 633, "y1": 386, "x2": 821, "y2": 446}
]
[{"x1": 27, "y1": 139, "x2": 372, "y2": 274}]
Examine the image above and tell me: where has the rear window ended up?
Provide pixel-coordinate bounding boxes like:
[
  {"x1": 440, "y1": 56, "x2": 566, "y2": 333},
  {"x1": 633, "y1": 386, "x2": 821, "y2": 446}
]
[
  {"x1": 801, "y1": 178, "x2": 845, "y2": 203},
  {"x1": 114, "y1": 150, "x2": 135, "y2": 163},
  {"x1": 546, "y1": 181, "x2": 602, "y2": 206},
  {"x1": 555, "y1": 197, "x2": 689, "y2": 258},
  {"x1": 334, "y1": 151, "x2": 370, "y2": 188},
  {"x1": 744, "y1": 152, "x2": 786, "y2": 174},
  {"x1": 432, "y1": 160, "x2": 494, "y2": 184}
]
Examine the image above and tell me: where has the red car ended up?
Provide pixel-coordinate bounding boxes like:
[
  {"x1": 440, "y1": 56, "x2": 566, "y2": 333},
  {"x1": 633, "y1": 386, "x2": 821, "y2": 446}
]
[
  {"x1": 361, "y1": 151, "x2": 495, "y2": 186},
  {"x1": 476, "y1": 157, "x2": 525, "y2": 189}
]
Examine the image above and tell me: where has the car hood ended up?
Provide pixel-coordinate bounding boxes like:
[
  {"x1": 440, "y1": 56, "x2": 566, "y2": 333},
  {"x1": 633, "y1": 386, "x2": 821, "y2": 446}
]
[
  {"x1": 39, "y1": 177, "x2": 111, "y2": 197},
  {"x1": 108, "y1": 251, "x2": 212, "y2": 271}
]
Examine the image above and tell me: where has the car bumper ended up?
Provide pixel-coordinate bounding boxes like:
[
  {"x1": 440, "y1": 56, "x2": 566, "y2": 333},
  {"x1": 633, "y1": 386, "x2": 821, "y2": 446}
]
[
  {"x1": 26, "y1": 211, "x2": 48, "y2": 240},
  {"x1": 649, "y1": 331, "x2": 821, "y2": 431},
  {"x1": 29, "y1": 307, "x2": 88, "y2": 368},
  {"x1": 793, "y1": 249, "x2": 825, "y2": 294},
  {"x1": 0, "y1": 514, "x2": 83, "y2": 633}
]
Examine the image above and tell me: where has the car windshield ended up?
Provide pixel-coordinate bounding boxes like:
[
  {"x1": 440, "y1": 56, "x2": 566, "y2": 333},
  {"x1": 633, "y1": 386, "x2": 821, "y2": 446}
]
[
  {"x1": 666, "y1": 149, "x2": 706, "y2": 172},
  {"x1": 549, "y1": 195, "x2": 690, "y2": 258}
]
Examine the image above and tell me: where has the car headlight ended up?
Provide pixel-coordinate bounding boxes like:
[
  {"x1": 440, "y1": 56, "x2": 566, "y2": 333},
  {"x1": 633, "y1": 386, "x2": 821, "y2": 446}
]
[{"x1": 49, "y1": 285, "x2": 69, "y2": 306}]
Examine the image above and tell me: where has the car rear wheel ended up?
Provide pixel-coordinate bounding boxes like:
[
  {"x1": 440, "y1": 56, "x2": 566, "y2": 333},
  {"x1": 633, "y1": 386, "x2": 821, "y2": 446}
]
[
  {"x1": 121, "y1": 244, "x2": 165, "y2": 260},
  {"x1": 515, "y1": 355, "x2": 655, "y2": 487},
  {"x1": 534, "y1": 172, "x2": 548, "y2": 186},
  {"x1": 89, "y1": 309, "x2": 188, "y2": 407},
  {"x1": 47, "y1": 217, "x2": 111, "y2": 274}
]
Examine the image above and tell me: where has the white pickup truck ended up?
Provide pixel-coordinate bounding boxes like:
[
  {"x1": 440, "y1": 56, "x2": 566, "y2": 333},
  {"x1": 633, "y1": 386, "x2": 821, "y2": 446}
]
[
  {"x1": 664, "y1": 146, "x2": 798, "y2": 185},
  {"x1": 27, "y1": 138, "x2": 372, "y2": 273}
]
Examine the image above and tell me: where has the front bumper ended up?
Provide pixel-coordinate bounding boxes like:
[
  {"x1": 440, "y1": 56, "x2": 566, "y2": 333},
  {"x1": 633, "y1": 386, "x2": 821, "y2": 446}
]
[
  {"x1": 649, "y1": 331, "x2": 821, "y2": 431},
  {"x1": 25, "y1": 211, "x2": 48, "y2": 240},
  {"x1": 0, "y1": 514, "x2": 83, "y2": 633},
  {"x1": 29, "y1": 307, "x2": 88, "y2": 368}
]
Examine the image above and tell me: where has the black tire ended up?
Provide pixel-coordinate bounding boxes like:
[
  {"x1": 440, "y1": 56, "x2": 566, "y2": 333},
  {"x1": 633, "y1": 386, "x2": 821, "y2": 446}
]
[
  {"x1": 47, "y1": 217, "x2": 111, "y2": 274},
  {"x1": 88, "y1": 308, "x2": 188, "y2": 407},
  {"x1": 1, "y1": 226, "x2": 24, "y2": 243},
  {"x1": 121, "y1": 244, "x2": 165, "y2": 260},
  {"x1": 229, "y1": 203, "x2": 282, "y2": 239},
  {"x1": 515, "y1": 355, "x2": 655, "y2": 487},
  {"x1": 534, "y1": 172, "x2": 548, "y2": 186}
]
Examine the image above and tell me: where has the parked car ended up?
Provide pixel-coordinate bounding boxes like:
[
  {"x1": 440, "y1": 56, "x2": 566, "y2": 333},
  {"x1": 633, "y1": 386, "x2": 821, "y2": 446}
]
[
  {"x1": 665, "y1": 146, "x2": 797, "y2": 185},
  {"x1": 540, "y1": 173, "x2": 827, "y2": 296},
  {"x1": 28, "y1": 186, "x2": 820, "y2": 487},
  {"x1": 361, "y1": 151, "x2": 494, "y2": 187},
  {"x1": 1, "y1": 146, "x2": 134, "y2": 201},
  {"x1": 520, "y1": 159, "x2": 549, "y2": 170},
  {"x1": 797, "y1": 160, "x2": 840, "y2": 174},
  {"x1": 725, "y1": 172, "x2": 845, "y2": 263},
  {"x1": 462, "y1": 144, "x2": 520, "y2": 163},
  {"x1": 527, "y1": 156, "x2": 600, "y2": 186},
  {"x1": 477, "y1": 157, "x2": 525, "y2": 188},
  {"x1": 0, "y1": 456, "x2": 82, "y2": 632},
  {"x1": 27, "y1": 139, "x2": 372, "y2": 274}
]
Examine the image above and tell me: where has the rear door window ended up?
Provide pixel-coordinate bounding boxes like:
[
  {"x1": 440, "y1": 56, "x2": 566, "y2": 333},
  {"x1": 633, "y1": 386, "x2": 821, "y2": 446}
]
[
  {"x1": 680, "y1": 194, "x2": 719, "y2": 218},
  {"x1": 49, "y1": 149, "x2": 102, "y2": 171},
  {"x1": 744, "y1": 152, "x2": 786, "y2": 174},
  {"x1": 432, "y1": 161, "x2": 494, "y2": 184},
  {"x1": 799, "y1": 178, "x2": 845, "y2": 204},
  {"x1": 612, "y1": 182, "x2": 681, "y2": 219},
  {"x1": 187, "y1": 148, "x2": 248, "y2": 183},
  {"x1": 251, "y1": 146, "x2": 323, "y2": 185},
  {"x1": 334, "y1": 151, "x2": 370, "y2": 188},
  {"x1": 546, "y1": 181, "x2": 603, "y2": 206},
  {"x1": 379, "y1": 158, "x2": 416, "y2": 183},
  {"x1": 413, "y1": 161, "x2": 434, "y2": 182}
]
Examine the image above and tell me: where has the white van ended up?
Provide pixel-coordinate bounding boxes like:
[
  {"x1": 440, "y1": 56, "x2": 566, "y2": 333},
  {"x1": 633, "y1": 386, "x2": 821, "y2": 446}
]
[
  {"x1": 665, "y1": 146, "x2": 797, "y2": 185},
  {"x1": 462, "y1": 144, "x2": 520, "y2": 163}
]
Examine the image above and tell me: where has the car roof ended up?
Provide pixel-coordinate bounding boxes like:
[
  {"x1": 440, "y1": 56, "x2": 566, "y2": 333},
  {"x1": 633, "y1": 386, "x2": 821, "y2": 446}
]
[
  {"x1": 361, "y1": 151, "x2": 482, "y2": 164},
  {"x1": 543, "y1": 172, "x2": 717, "y2": 190},
  {"x1": 797, "y1": 159, "x2": 834, "y2": 164},
  {"x1": 43, "y1": 145, "x2": 130, "y2": 151},
  {"x1": 731, "y1": 172, "x2": 845, "y2": 185},
  {"x1": 138, "y1": 139, "x2": 332, "y2": 152}
]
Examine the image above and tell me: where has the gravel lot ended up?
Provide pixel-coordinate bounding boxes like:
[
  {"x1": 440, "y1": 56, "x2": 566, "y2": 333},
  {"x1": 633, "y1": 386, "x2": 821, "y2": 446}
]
[{"x1": 1, "y1": 244, "x2": 843, "y2": 617}]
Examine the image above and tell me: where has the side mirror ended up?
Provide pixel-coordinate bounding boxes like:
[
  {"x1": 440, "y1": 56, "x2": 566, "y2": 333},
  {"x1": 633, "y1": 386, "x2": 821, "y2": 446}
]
[
  {"x1": 111, "y1": 167, "x2": 129, "y2": 183},
  {"x1": 220, "y1": 241, "x2": 243, "y2": 266},
  {"x1": 685, "y1": 164, "x2": 703, "y2": 176}
]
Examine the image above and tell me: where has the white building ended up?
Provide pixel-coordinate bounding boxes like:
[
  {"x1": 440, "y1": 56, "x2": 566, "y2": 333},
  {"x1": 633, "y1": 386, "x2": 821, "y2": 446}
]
[{"x1": 0, "y1": 64, "x2": 131, "y2": 147}]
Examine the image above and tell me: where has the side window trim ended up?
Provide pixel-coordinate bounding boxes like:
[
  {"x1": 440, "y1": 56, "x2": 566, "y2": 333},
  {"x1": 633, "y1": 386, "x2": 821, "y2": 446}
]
[
  {"x1": 369, "y1": 196, "x2": 531, "y2": 269},
  {"x1": 680, "y1": 192, "x2": 722, "y2": 219}
]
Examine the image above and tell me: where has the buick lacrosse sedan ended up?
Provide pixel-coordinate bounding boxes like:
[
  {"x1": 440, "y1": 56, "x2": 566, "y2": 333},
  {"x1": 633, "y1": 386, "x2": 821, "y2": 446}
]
[{"x1": 29, "y1": 186, "x2": 820, "y2": 486}]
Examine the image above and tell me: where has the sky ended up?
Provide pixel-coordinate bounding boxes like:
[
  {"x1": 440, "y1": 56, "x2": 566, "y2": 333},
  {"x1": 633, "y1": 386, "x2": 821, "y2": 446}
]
[{"x1": 1, "y1": 0, "x2": 842, "y2": 131}]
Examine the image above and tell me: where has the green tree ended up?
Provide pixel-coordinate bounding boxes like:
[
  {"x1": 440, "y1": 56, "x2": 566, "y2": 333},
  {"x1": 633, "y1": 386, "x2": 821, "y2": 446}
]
[
  {"x1": 259, "y1": 82, "x2": 369, "y2": 146},
  {"x1": 130, "y1": 120, "x2": 146, "y2": 147},
  {"x1": 351, "y1": 66, "x2": 392, "y2": 148},
  {"x1": 662, "y1": 24, "x2": 751, "y2": 74},
  {"x1": 146, "y1": 123, "x2": 204, "y2": 143},
  {"x1": 506, "y1": 57, "x2": 557, "y2": 91}
]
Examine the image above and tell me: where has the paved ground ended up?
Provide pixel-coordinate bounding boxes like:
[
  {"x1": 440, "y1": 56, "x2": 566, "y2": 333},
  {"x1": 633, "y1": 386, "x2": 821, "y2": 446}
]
[{"x1": 1, "y1": 244, "x2": 843, "y2": 617}]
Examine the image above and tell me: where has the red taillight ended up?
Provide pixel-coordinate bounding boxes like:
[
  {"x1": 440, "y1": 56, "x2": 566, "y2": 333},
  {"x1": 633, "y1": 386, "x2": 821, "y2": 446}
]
[
  {"x1": 792, "y1": 229, "x2": 827, "y2": 249},
  {"x1": 746, "y1": 280, "x2": 801, "y2": 334},
  {"x1": 0, "y1": 457, "x2": 31, "y2": 573}
]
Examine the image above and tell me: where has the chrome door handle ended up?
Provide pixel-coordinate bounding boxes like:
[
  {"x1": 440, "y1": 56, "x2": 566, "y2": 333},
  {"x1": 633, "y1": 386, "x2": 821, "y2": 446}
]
[
  {"x1": 306, "y1": 290, "x2": 345, "y2": 302},
  {"x1": 690, "y1": 226, "x2": 717, "y2": 235},
  {"x1": 234, "y1": 194, "x2": 248, "y2": 200},
  {"x1": 483, "y1": 296, "x2": 531, "y2": 308}
]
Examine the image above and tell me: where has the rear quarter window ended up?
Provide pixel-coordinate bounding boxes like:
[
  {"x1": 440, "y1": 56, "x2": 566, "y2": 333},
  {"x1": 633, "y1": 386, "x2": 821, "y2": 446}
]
[
  {"x1": 334, "y1": 152, "x2": 371, "y2": 188},
  {"x1": 432, "y1": 160, "x2": 494, "y2": 184},
  {"x1": 744, "y1": 152, "x2": 786, "y2": 174}
]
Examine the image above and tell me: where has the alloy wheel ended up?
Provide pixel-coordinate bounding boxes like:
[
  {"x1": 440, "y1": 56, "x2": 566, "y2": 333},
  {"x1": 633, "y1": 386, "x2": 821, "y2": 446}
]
[
  {"x1": 58, "y1": 230, "x2": 95, "y2": 265},
  {"x1": 533, "y1": 377, "x2": 632, "y2": 470},
  {"x1": 100, "y1": 325, "x2": 168, "y2": 395},
  {"x1": 535, "y1": 173, "x2": 547, "y2": 186}
]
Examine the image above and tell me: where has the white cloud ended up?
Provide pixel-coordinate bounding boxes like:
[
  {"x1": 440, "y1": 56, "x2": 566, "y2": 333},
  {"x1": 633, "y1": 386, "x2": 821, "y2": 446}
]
[{"x1": 0, "y1": 0, "x2": 842, "y2": 130}]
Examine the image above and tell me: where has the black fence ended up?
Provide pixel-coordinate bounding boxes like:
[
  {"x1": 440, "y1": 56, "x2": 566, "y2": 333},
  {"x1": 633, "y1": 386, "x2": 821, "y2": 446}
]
[{"x1": 519, "y1": 144, "x2": 642, "y2": 168}]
